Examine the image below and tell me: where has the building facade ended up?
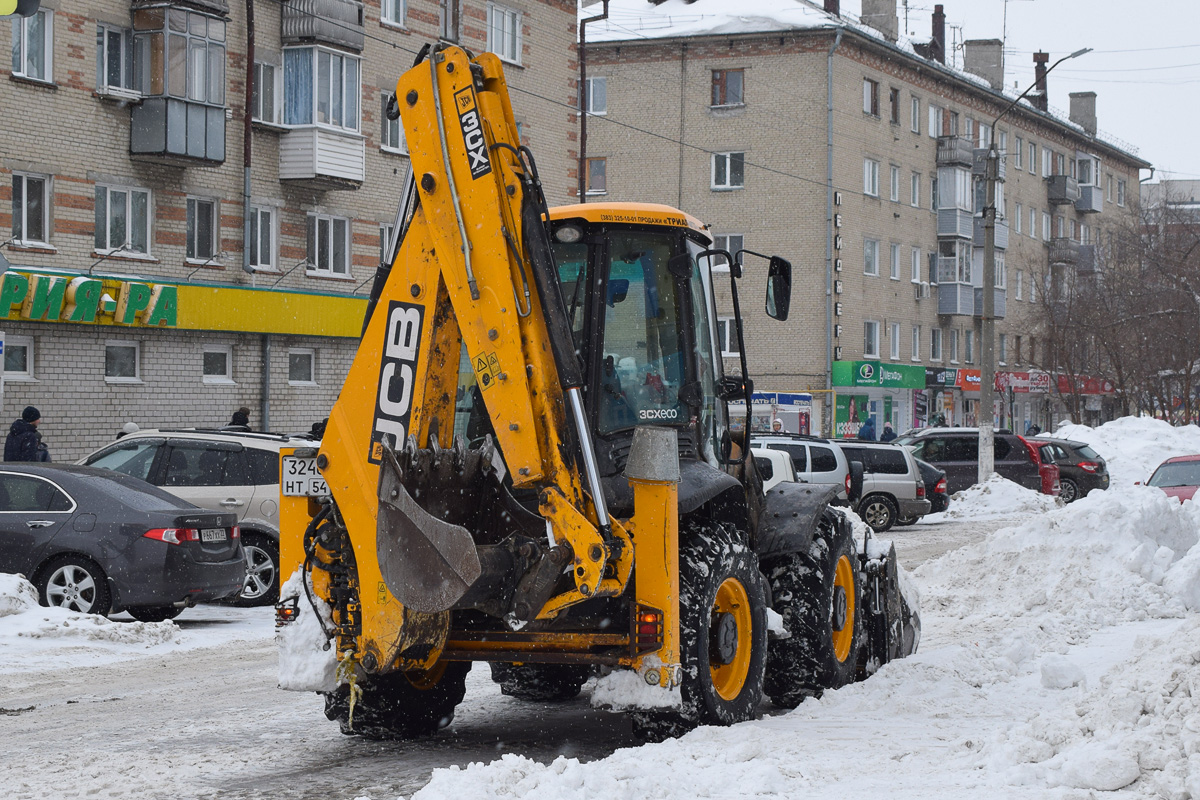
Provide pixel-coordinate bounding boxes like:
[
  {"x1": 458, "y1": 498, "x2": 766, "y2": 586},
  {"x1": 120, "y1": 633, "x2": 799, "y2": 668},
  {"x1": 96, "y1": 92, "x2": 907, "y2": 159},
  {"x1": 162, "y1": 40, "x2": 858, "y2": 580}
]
[
  {"x1": 2, "y1": 0, "x2": 577, "y2": 460},
  {"x1": 582, "y1": 0, "x2": 1148, "y2": 436}
]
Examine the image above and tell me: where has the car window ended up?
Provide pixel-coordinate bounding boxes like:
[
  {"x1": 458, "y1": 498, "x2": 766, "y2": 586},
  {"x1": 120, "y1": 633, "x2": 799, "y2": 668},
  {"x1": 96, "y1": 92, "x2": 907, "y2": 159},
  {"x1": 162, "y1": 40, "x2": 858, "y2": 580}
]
[
  {"x1": 870, "y1": 448, "x2": 909, "y2": 474},
  {"x1": 756, "y1": 458, "x2": 775, "y2": 482},
  {"x1": 1038, "y1": 445, "x2": 1056, "y2": 464},
  {"x1": 0, "y1": 474, "x2": 72, "y2": 512},
  {"x1": 839, "y1": 446, "x2": 865, "y2": 470},
  {"x1": 993, "y1": 437, "x2": 1012, "y2": 460},
  {"x1": 76, "y1": 472, "x2": 195, "y2": 512},
  {"x1": 164, "y1": 445, "x2": 248, "y2": 487},
  {"x1": 1074, "y1": 444, "x2": 1101, "y2": 461},
  {"x1": 86, "y1": 439, "x2": 163, "y2": 482},
  {"x1": 1149, "y1": 461, "x2": 1200, "y2": 488},
  {"x1": 944, "y1": 437, "x2": 978, "y2": 461},
  {"x1": 246, "y1": 449, "x2": 280, "y2": 485},
  {"x1": 810, "y1": 446, "x2": 838, "y2": 473}
]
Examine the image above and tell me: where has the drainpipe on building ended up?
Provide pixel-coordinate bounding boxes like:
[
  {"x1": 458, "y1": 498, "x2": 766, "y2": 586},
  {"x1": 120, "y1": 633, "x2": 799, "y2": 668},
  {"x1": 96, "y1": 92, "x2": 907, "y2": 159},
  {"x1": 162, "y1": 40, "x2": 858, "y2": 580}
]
[
  {"x1": 243, "y1": 0, "x2": 255, "y2": 279},
  {"x1": 825, "y1": 27, "x2": 843, "y2": 437},
  {"x1": 577, "y1": 0, "x2": 609, "y2": 203},
  {"x1": 677, "y1": 42, "x2": 687, "y2": 210},
  {"x1": 261, "y1": 333, "x2": 271, "y2": 433}
]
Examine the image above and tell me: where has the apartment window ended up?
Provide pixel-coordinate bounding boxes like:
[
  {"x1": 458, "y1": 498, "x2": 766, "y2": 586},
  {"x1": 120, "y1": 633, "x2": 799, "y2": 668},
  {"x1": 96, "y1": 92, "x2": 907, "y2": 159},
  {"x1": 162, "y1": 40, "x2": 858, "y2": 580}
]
[
  {"x1": 131, "y1": 8, "x2": 225, "y2": 104},
  {"x1": 1028, "y1": 142, "x2": 1037, "y2": 174},
  {"x1": 978, "y1": 123, "x2": 992, "y2": 149},
  {"x1": 1030, "y1": 275, "x2": 1037, "y2": 303},
  {"x1": 282, "y1": 47, "x2": 361, "y2": 131},
  {"x1": 711, "y1": 69, "x2": 744, "y2": 107},
  {"x1": 1016, "y1": 270, "x2": 1024, "y2": 300},
  {"x1": 306, "y1": 214, "x2": 351, "y2": 277},
  {"x1": 11, "y1": 173, "x2": 49, "y2": 246},
  {"x1": 911, "y1": 247, "x2": 921, "y2": 282},
  {"x1": 911, "y1": 326, "x2": 921, "y2": 361},
  {"x1": 1029, "y1": 207, "x2": 1037, "y2": 239},
  {"x1": 249, "y1": 206, "x2": 275, "y2": 270},
  {"x1": 252, "y1": 62, "x2": 280, "y2": 123},
  {"x1": 949, "y1": 330, "x2": 959, "y2": 363},
  {"x1": 998, "y1": 130, "x2": 1007, "y2": 158},
  {"x1": 486, "y1": 3, "x2": 522, "y2": 64},
  {"x1": 1056, "y1": 152, "x2": 1066, "y2": 176},
  {"x1": 930, "y1": 176, "x2": 938, "y2": 212},
  {"x1": 1077, "y1": 156, "x2": 1094, "y2": 186},
  {"x1": 889, "y1": 87, "x2": 900, "y2": 123},
  {"x1": 863, "y1": 158, "x2": 880, "y2": 196},
  {"x1": 94, "y1": 184, "x2": 150, "y2": 255},
  {"x1": 1014, "y1": 136, "x2": 1023, "y2": 169},
  {"x1": 1106, "y1": 173, "x2": 1114, "y2": 201},
  {"x1": 930, "y1": 328, "x2": 943, "y2": 361},
  {"x1": 864, "y1": 238, "x2": 879, "y2": 276},
  {"x1": 11, "y1": 9, "x2": 52, "y2": 82},
  {"x1": 717, "y1": 318, "x2": 740, "y2": 356},
  {"x1": 911, "y1": 172, "x2": 920, "y2": 207},
  {"x1": 1042, "y1": 147, "x2": 1052, "y2": 177},
  {"x1": 938, "y1": 239, "x2": 971, "y2": 283},
  {"x1": 964, "y1": 117, "x2": 975, "y2": 143},
  {"x1": 105, "y1": 341, "x2": 140, "y2": 382},
  {"x1": 965, "y1": 330, "x2": 974, "y2": 364},
  {"x1": 380, "y1": 223, "x2": 395, "y2": 266},
  {"x1": 864, "y1": 321, "x2": 880, "y2": 358},
  {"x1": 1015, "y1": 202, "x2": 1023, "y2": 234},
  {"x1": 711, "y1": 234, "x2": 744, "y2": 272},
  {"x1": 911, "y1": 96, "x2": 920, "y2": 133},
  {"x1": 288, "y1": 348, "x2": 316, "y2": 384},
  {"x1": 947, "y1": 110, "x2": 959, "y2": 136},
  {"x1": 928, "y1": 104, "x2": 942, "y2": 139},
  {"x1": 186, "y1": 198, "x2": 217, "y2": 261},
  {"x1": 583, "y1": 76, "x2": 607, "y2": 115},
  {"x1": 1117, "y1": 179, "x2": 1127, "y2": 206},
  {"x1": 97, "y1": 24, "x2": 138, "y2": 96},
  {"x1": 863, "y1": 78, "x2": 879, "y2": 116},
  {"x1": 3, "y1": 335, "x2": 34, "y2": 380},
  {"x1": 890, "y1": 322, "x2": 901, "y2": 359},
  {"x1": 381, "y1": 0, "x2": 405, "y2": 26},
  {"x1": 712, "y1": 152, "x2": 745, "y2": 190},
  {"x1": 889, "y1": 243, "x2": 901, "y2": 280},
  {"x1": 439, "y1": 0, "x2": 459, "y2": 41},
  {"x1": 999, "y1": 334, "x2": 1008, "y2": 365},
  {"x1": 1015, "y1": 335, "x2": 1023, "y2": 364},
  {"x1": 995, "y1": 252, "x2": 1006, "y2": 288},
  {"x1": 1042, "y1": 212, "x2": 1051, "y2": 241},
  {"x1": 202, "y1": 345, "x2": 233, "y2": 384},
  {"x1": 889, "y1": 165, "x2": 900, "y2": 202},
  {"x1": 1056, "y1": 215, "x2": 1066, "y2": 238},
  {"x1": 586, "y1": 157, "x2": 607, "y2": 195},
  {"x1": 381, "y1": 93, "x2": 407, "y2": 152}
]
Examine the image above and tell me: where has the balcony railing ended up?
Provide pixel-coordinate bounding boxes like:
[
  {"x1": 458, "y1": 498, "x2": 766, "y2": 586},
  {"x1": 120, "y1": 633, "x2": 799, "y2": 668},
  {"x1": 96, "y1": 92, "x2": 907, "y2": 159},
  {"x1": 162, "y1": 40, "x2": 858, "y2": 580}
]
[
  {"x1": 1047, "y1": 175, "x2": 1081, "y2": 205},
  {"x1": 130, "y1": 97, "x2": 226, "y2": 165},
  {"x1": 936, "y1": 280, "x2": 974, "y2": 316},
  {"x1": 280, "y1": 126, "x2": 365, "y2": 188},
  {"x1": 973, "y1": 287, "x2": 1007, "y2": 320},
  {"x1": 1049, "y1": 237, "x2": 1080, "y2": 265},
  {"x1": 283, "y1": 0, "x2": 365, "y2": 51},
  {"x1": 1075, "y1": 184, "x2": 1103, "y2": 214},
  {"x1": 937, "y1": 207, "x2": 974, "y2": 239},
  {"x1": 936, "y1": 136, "x2": 974, "y2": 167}
]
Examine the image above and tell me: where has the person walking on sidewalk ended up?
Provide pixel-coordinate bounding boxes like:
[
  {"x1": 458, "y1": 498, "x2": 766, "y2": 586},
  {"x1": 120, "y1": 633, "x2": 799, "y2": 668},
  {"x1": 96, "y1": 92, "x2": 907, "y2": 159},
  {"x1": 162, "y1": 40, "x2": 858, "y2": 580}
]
[{"x1": 5, "y1": 406, "x2": 45, "y2": 462}]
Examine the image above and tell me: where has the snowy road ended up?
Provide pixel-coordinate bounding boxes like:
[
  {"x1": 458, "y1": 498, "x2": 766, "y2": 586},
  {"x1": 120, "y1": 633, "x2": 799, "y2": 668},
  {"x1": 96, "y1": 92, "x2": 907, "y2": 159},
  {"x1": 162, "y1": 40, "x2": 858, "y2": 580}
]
[{"x1": 1, "y1": 520, "x2": 997, "y2": 800}]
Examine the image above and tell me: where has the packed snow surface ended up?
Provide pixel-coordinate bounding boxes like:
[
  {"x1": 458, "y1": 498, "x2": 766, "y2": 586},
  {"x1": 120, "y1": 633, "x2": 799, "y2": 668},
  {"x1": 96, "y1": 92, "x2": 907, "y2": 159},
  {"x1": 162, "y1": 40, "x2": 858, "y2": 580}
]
[
  {"x1": 924, "y1": 472, "x2": 1060, "y2": 521},
  {"x1": 1050, "y1": 416, "x2": 1200, "y2": 486}
]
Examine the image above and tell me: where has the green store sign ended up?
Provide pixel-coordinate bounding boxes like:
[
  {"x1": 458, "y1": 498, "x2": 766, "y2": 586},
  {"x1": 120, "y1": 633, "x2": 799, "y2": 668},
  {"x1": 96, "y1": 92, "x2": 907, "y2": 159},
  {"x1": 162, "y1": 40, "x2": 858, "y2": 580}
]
[{"x1": 831, "y1": 360, "x2": 925, "y2": 389}]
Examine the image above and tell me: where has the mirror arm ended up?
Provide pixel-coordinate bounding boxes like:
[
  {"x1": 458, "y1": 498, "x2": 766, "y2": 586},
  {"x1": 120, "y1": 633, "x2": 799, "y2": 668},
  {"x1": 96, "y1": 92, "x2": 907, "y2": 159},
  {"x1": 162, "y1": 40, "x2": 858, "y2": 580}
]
[{"x1": 727, "y1": 267, "x2": 753, "y2": 464}]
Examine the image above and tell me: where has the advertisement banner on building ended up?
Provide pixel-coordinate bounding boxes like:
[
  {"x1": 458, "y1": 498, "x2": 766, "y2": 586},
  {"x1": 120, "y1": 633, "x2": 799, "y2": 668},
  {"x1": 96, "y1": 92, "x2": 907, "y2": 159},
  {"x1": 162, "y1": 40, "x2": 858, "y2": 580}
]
[
  {"x1": 955, "y1": 369, "x2": 982, "y2": 392},
  {"x1": 833, "y1": 361, "x2": 924, "y2": 388},
  {"x1": 925, "y1": 367, "x2": 958, "y2": 389},
  {"x1": 835, "y1": 394, "x2": 869, "y2": 438}
]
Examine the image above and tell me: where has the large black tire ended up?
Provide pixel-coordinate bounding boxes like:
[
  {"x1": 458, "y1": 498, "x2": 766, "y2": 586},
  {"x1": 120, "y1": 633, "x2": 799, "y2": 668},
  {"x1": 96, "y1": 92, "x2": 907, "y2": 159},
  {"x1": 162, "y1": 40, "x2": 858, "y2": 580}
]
[
  {"x1": 1059, "y1": 478, "x2": 1079, "y2": 504},
  {"x1": 324, "y1": 662, "x2": 471, "y2": 740},
  {"x1": 127, "y1": 605, "x2": 184, "y2": 622},
  {"x1": 489, "y1": 662, "x2": 589, "y2": 702},
  {"x1": 632, "y1": 524, "x2": 768, "y2": 741},
  {"x1": 764, "y1": 516, "x2": 864, "y2": 709},
  {"x1": 37, "y1": 555, "x2": 112, "y2": 617},
  {"x1": 857, "y1": 494, "x2": 898, "y2": 533},
  {"x1": 232, "y1": 533, "x2": 280, "y2": 606}
]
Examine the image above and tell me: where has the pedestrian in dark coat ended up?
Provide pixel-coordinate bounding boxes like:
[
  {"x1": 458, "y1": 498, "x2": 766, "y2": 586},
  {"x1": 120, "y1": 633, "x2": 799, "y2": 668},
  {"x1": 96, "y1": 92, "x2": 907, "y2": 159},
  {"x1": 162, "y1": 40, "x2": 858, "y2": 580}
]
[
  {"x1": 229, "y1": 406, "x2": 252, "y2": 430},
  {"x1": 5, "y1": 406, "x2": 43, "y2": 462},
  {"x1": 857, "y1": 417, "x2": 877, "y2": 441},
  {"x1": 880, "y1": 421, "x2": 897, "y2": 442}
]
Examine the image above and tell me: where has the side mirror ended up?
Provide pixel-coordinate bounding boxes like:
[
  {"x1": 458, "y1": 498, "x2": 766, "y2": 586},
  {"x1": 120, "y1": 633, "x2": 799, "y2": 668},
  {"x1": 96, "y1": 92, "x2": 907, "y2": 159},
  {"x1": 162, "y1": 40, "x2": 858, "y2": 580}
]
[
  {"x1": 718, "y1": 374, "x2": 749, "y2": 401},
  {"x1": 765, "y1": 256, "x2": 792, "y2": 320}
]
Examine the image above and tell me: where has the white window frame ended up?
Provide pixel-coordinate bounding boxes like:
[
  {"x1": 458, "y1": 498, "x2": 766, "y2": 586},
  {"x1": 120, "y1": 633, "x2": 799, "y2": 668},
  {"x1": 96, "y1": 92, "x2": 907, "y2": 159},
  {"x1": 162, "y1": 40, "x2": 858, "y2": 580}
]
[
  {"x1": 1042, "y1": 211, "x2": 1052, "y2": 241},
  {"x1": 249, "y1": 205, "x2": 277, "y2": 271},
  {"x1": 1016, "y1": 269, "x2": 1024, "y2": 300},
  {"x1": 889, "y1": 243, "x2": 900, "y2": 280},
  {"x1": 586, "y1": 157, "x2": 607, "y2": 195},
  {"x1": 186, "y1": 197, "x2": 219, "y2": 262},
  {"x1": 711, "y1": 234, "x2": 743, "y2": 273},
  {"x1": 910, "y1": 96, "x2": 920, "y2": 133},
  {"x1": 95, "y1": 183, "x2": 151, "y2": 255},
  {"x1": 889, "y1": 322, "x2": 900, "y2": 360},
  {"x1": 287, "y1": 347, "x2": 317, "y2": 385},
  {"x1": 717, "y1": 317, "x2": 740, "y2": 357},
  {"x1": 1015, "y1": 202, "x2": 1023, "y2": 234},
  {"x1": 911, "y1": 247, "x2": 921, "y2": 283},
  {"x1": 380, "y1": 222, "x2": 396, "y2": 267},
  {"x1": 1042, "y1": 147, "x2": 1052, "y2": 177},
  {"x1": 381, "y1": 92, "x2": 407, "y2": 153},
  {"x1": 965, "y1": 330, "x2": 975, "y2": 364},
  {"x1": 252, "y1": 61, "x2": 281, "y2": 124},
  {"x1": 11, "y1": 172, "x2": 50, "y2": 248},
  {"x1": 999, "y1": 333, "x2": 1008, "y2": 366},
  {"x1": 97, "y1": 24, "x2": 140, "y2": 98},
  {"x1": 2, "y1": 334, "x2": 35, "y2": 381},
  {"x1": 910, "y1": 172, "x2": 920, "y2": 207},
  {"x1": 864, "y1": 238, "x2": 879, "y2": 276},
  {"x1": 1029, "y1": 142, "x2": 1037, "y2": 174},
  {"x1": 863, "y1": 78, "x2": 878, "y2": 116},
  {"x1": 105, "y1": 340, "x2": 141, "y2": 383},
  {"x1": 202, "y1": 344, "x2": 234, "y2": 384},
  {"x1": 949, "y1": 330, "x2": 959, "y2": 364},
  {"x1": 380, "y1": 0, "x2": 406, "y2": 27},
  {"x1": 911, "y1": 325, "x2": 921, "y2": 362},
  {"x1": 890, "y1": 164, "x2": 900, "y2": 202},
  {"x1": 1014, "y1": 136, "x2": 1023, "y2": 169},
  {"x1": 928, "y1": 105, "x2": 942, "y2": 138},
  {"x1": 306, "y1": 213, "x2": 352, "y2": 278},
  {"x1": 12, "y1": 9, "x2": 52, "y2": 83},
  {"x1": 584, "y1": 75, "x2": 607, "y2": 116},
  {"x1": 930, "y1": 328, "x2": 943, "y2": 361},
  {"x1": 1117, "y1": 179, "x2": 1127, "y2": 207},
  {"x1": 864, "y1": 320, "x2": 880, "y2": 358},
  {"x1": 1029, "y1": 207, "x2": 1037, "y2": 239},
  {"x1": 486, "y1": 3, "x2": 521, "y2": 66},
  {"x1": 282, "y1": 46, "x2": 361, "y2": 132},
  {"x1": 863, "y1": 158, "x2": 879, "y2": 196},
  {"x1": 712, "y1": 151, "x2": 744, "y2": 190}
]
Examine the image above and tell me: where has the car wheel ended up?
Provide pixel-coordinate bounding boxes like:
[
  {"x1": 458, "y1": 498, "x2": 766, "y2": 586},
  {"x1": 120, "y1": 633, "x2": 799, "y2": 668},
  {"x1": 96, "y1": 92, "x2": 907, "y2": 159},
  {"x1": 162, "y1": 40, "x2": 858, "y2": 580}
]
[
  {"x1": 857, "y1": 494, "x2": 898, "y2": 533},
  {"x1": 234, "y1": 534, "x2": 280, "y2": 606},
  {"x1": 127, "y1": 605, "x2": 184, "y2": 623},
  {"x1": 1059, "y1": 478, "x2": 1079, "y2": 504},
  {"x1": 38, "y1": 556, "x2": 112, "y2": 617}
]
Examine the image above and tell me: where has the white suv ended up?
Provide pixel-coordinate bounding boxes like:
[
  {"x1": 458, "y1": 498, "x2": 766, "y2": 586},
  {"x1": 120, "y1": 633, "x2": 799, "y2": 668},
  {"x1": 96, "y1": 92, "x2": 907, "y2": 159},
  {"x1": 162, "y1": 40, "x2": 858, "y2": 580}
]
[
  {"x1": 80, "y1": 429, "x2": 318, "y2": 606},
  {"x1": 750, "y1": 434, "x2": 852, "y2": 502}
]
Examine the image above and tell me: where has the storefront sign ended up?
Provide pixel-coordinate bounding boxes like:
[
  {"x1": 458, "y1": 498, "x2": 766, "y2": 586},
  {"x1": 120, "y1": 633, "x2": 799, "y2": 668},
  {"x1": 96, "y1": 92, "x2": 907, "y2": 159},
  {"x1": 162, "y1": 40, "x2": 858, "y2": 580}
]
[
  {"x1": 955, "y1": 369, "x2": 982, "y2": 391},
  {"x1": 833, "y1": 361, "x2": 924, "y2": 389},
  {"x1": 0, "y1": 271, "x2": 177, "y2": 327},
  {"x1": 925, "y1": 367, "x2": 958, "y2": 388}
]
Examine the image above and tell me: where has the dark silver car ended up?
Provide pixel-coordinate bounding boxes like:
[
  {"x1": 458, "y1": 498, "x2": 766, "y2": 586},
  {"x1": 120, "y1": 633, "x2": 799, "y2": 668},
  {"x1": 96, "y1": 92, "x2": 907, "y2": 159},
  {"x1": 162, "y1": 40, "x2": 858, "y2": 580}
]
[{"x1": 0, "y1": 465, "x2": 244, "y2": 621}]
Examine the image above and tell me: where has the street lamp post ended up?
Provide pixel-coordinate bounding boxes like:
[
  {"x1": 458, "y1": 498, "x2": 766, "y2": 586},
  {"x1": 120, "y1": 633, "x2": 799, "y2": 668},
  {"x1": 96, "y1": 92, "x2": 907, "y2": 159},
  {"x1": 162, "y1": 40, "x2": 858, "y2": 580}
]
[{"x1": 979, "y1": 47, "x2": 1091, "y2": 484}]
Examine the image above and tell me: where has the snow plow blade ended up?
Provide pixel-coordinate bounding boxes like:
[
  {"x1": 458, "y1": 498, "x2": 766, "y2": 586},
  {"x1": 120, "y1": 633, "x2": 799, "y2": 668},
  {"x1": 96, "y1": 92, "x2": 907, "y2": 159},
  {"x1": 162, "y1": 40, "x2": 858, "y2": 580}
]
[{"x1": 858, "y1": 540, "x2": 920, "y2": 677}]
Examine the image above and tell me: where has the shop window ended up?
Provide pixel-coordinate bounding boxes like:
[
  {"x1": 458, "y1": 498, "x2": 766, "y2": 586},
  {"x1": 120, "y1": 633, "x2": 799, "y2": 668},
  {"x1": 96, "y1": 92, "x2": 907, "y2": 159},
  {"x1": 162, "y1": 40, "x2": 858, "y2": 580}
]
[{"x1": 202, "y1": 345, "x2": 233, "y2": 383}]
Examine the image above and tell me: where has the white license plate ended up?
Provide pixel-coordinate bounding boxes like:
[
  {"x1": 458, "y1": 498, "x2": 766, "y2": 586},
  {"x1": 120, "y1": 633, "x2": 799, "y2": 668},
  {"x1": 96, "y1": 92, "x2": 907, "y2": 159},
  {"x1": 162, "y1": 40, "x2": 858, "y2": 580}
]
[
  {"x1": 200, "y1": 528, "x2": 226, "y2": 542},
  {"x1": 282, "y1": 456, "x2": 329, "y2": 496}
]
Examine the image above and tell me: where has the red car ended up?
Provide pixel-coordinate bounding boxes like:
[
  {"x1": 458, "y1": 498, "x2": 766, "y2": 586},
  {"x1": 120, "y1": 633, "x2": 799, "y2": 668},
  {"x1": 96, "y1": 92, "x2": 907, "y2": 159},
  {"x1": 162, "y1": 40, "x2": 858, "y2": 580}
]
[{"x1": 1146, "y1": 454, "x2": 1200, "y2": 503}]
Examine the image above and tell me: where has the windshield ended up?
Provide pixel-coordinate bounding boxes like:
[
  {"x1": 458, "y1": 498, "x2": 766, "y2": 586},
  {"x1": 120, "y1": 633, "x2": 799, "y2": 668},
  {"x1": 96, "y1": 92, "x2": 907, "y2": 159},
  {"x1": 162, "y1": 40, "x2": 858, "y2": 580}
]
[
  {"x1": 1074, "y1": 444, "x2": 1101, "y2": 461},
  {"x1": 1148, "y1": 461, "x2": 1200, "y2": 488}
]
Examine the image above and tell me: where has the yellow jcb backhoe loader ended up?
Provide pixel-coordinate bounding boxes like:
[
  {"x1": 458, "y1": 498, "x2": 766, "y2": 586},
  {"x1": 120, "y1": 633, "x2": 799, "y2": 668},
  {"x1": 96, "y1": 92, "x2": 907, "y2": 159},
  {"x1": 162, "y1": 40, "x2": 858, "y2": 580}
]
[{"x1": 276, "y1": 42, "x2": 918, "y2": 741}]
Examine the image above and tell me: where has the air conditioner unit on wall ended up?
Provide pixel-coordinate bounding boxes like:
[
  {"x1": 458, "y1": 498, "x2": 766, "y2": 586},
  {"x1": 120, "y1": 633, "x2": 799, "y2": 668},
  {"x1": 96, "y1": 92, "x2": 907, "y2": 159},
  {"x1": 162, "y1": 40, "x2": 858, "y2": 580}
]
[{"x1": 915, "y1": 281, "x2": 931, "y2": 299}]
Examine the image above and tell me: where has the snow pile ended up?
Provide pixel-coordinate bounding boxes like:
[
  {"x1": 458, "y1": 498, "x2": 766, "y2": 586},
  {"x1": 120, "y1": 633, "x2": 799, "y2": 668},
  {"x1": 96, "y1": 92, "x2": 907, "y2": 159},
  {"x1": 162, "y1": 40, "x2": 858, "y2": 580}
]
[
  {"x1": 925, "y1": 473, "x2": 1059, "y2": 521},
  {"x1": 0, "y1": 572, "x2": 39, "y2": 617},
  {"x1": 1050, "y1": 416, "x2": 1200, "y2": 487},
  {"x1": 277, "y1": 568, "x2": 338, "y2": 692},
  {"x1": 590, "y1": 667, "x2": 681, "y2": 711}
]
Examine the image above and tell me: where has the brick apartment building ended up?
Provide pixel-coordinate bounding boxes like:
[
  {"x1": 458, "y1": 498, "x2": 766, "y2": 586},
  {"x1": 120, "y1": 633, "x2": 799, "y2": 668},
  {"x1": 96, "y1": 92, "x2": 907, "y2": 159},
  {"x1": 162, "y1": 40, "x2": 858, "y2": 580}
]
[
  {"x1": 581, "y1": 0, "x2": 1149, "y2": 436},
  {"x1": 1, "y1": 0, "x2": 576, "y2": 459}
]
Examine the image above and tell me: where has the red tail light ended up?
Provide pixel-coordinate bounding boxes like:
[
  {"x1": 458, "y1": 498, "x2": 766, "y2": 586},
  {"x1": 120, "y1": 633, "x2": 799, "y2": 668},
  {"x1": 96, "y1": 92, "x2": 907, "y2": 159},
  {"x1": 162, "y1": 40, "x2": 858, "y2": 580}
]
[
  {"x1": 144, "y1": 528, "x2": 200, "y2": 545},
  {"x1": 1078, "y1": 462, "x2": 1100, "y2": 473},
  {"x1": 845, "y1": 472, "x2": 852, "y2": 495},
  {"x1": 231, "y1": 525, "x2": 241, "y2": 539},
  {"x1": 917, "y1": 483, "x2": 926, "y2": 498},
  {"x1": 935, "y1": 477, "x2": 947, "y2": 494}
]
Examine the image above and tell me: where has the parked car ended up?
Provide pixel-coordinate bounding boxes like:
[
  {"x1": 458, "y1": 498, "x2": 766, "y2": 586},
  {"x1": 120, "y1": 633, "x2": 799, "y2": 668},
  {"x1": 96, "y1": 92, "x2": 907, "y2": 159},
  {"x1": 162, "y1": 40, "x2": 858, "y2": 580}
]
[
  {"x1": 1034, "y1": 438, "x2": 1109, "y2": 503},
  {"x1": 0, "y1": 464, "x2": 244, "y2": 620},
  {"x1": 895, "y1": 427, "x2": 1059, "y2": 496},
  {"x1": 80, "y1": 428, "x2": 317, "y2": 606},
  {"x1": 896, "y1": 458, "x2": 948, "y2": 526},
  {"x1": 749, "y1": 434, "x2": 853, "y2": 502},
  {"x1": 751, "y1": 448, "x2": 798, "y2": 493},
  {"x1": 835, "y1": 441, "x2": 930, "y2": 532},
  {"x1": 1145, "y1": 455, "x2": 1200, "y2": 503}
]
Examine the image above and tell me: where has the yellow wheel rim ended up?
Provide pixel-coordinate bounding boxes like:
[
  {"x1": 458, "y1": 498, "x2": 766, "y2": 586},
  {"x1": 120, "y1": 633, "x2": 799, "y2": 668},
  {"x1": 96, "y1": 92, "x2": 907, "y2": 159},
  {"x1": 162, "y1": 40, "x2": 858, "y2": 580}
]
[
  {"x1": 710, "y1": 577, "x2": 754, "y2": 701},
  {"x1": 405, "y1": 661, "x2": 449, "y2": 690},
  {"x1": 831, "y1": 554, "x2": 856, "y2": 663}
]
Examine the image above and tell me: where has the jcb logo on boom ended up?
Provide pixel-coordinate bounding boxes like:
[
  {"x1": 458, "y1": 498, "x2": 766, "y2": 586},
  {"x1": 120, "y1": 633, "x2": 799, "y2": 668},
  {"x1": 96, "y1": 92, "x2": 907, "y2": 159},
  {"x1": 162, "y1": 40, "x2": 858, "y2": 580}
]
[
  {"x1": 454, "y1": 86, "x2": 492, "y2": 180},
  {"x1": 369, "y1": 301, "x2": 424, "y2": 464}
]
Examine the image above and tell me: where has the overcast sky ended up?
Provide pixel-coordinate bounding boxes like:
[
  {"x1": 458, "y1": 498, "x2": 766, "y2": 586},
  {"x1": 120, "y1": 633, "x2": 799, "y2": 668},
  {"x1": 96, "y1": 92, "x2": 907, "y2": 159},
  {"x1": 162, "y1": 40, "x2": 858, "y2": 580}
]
[{"x1": 842, "y1": 0, "x2": 1198, "y2": 182}]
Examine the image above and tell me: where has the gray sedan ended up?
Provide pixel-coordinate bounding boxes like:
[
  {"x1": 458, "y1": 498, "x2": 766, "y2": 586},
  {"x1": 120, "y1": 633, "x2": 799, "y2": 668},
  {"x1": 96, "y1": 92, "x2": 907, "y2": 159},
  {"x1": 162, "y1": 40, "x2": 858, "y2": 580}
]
[{"x1": 0, "y1": 465, "x2": 245, "y2": 621}]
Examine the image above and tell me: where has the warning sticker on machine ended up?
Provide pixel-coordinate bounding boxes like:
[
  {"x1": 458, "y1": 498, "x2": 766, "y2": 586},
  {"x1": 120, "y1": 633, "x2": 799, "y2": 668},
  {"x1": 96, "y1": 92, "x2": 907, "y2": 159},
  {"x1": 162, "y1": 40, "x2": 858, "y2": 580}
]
[
  {"x1": 474, "y1": 351, "x2": 501, "y2": 388},
  {"x1": 455, "y1": 86, "x2": 492, "y2": 180}
]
